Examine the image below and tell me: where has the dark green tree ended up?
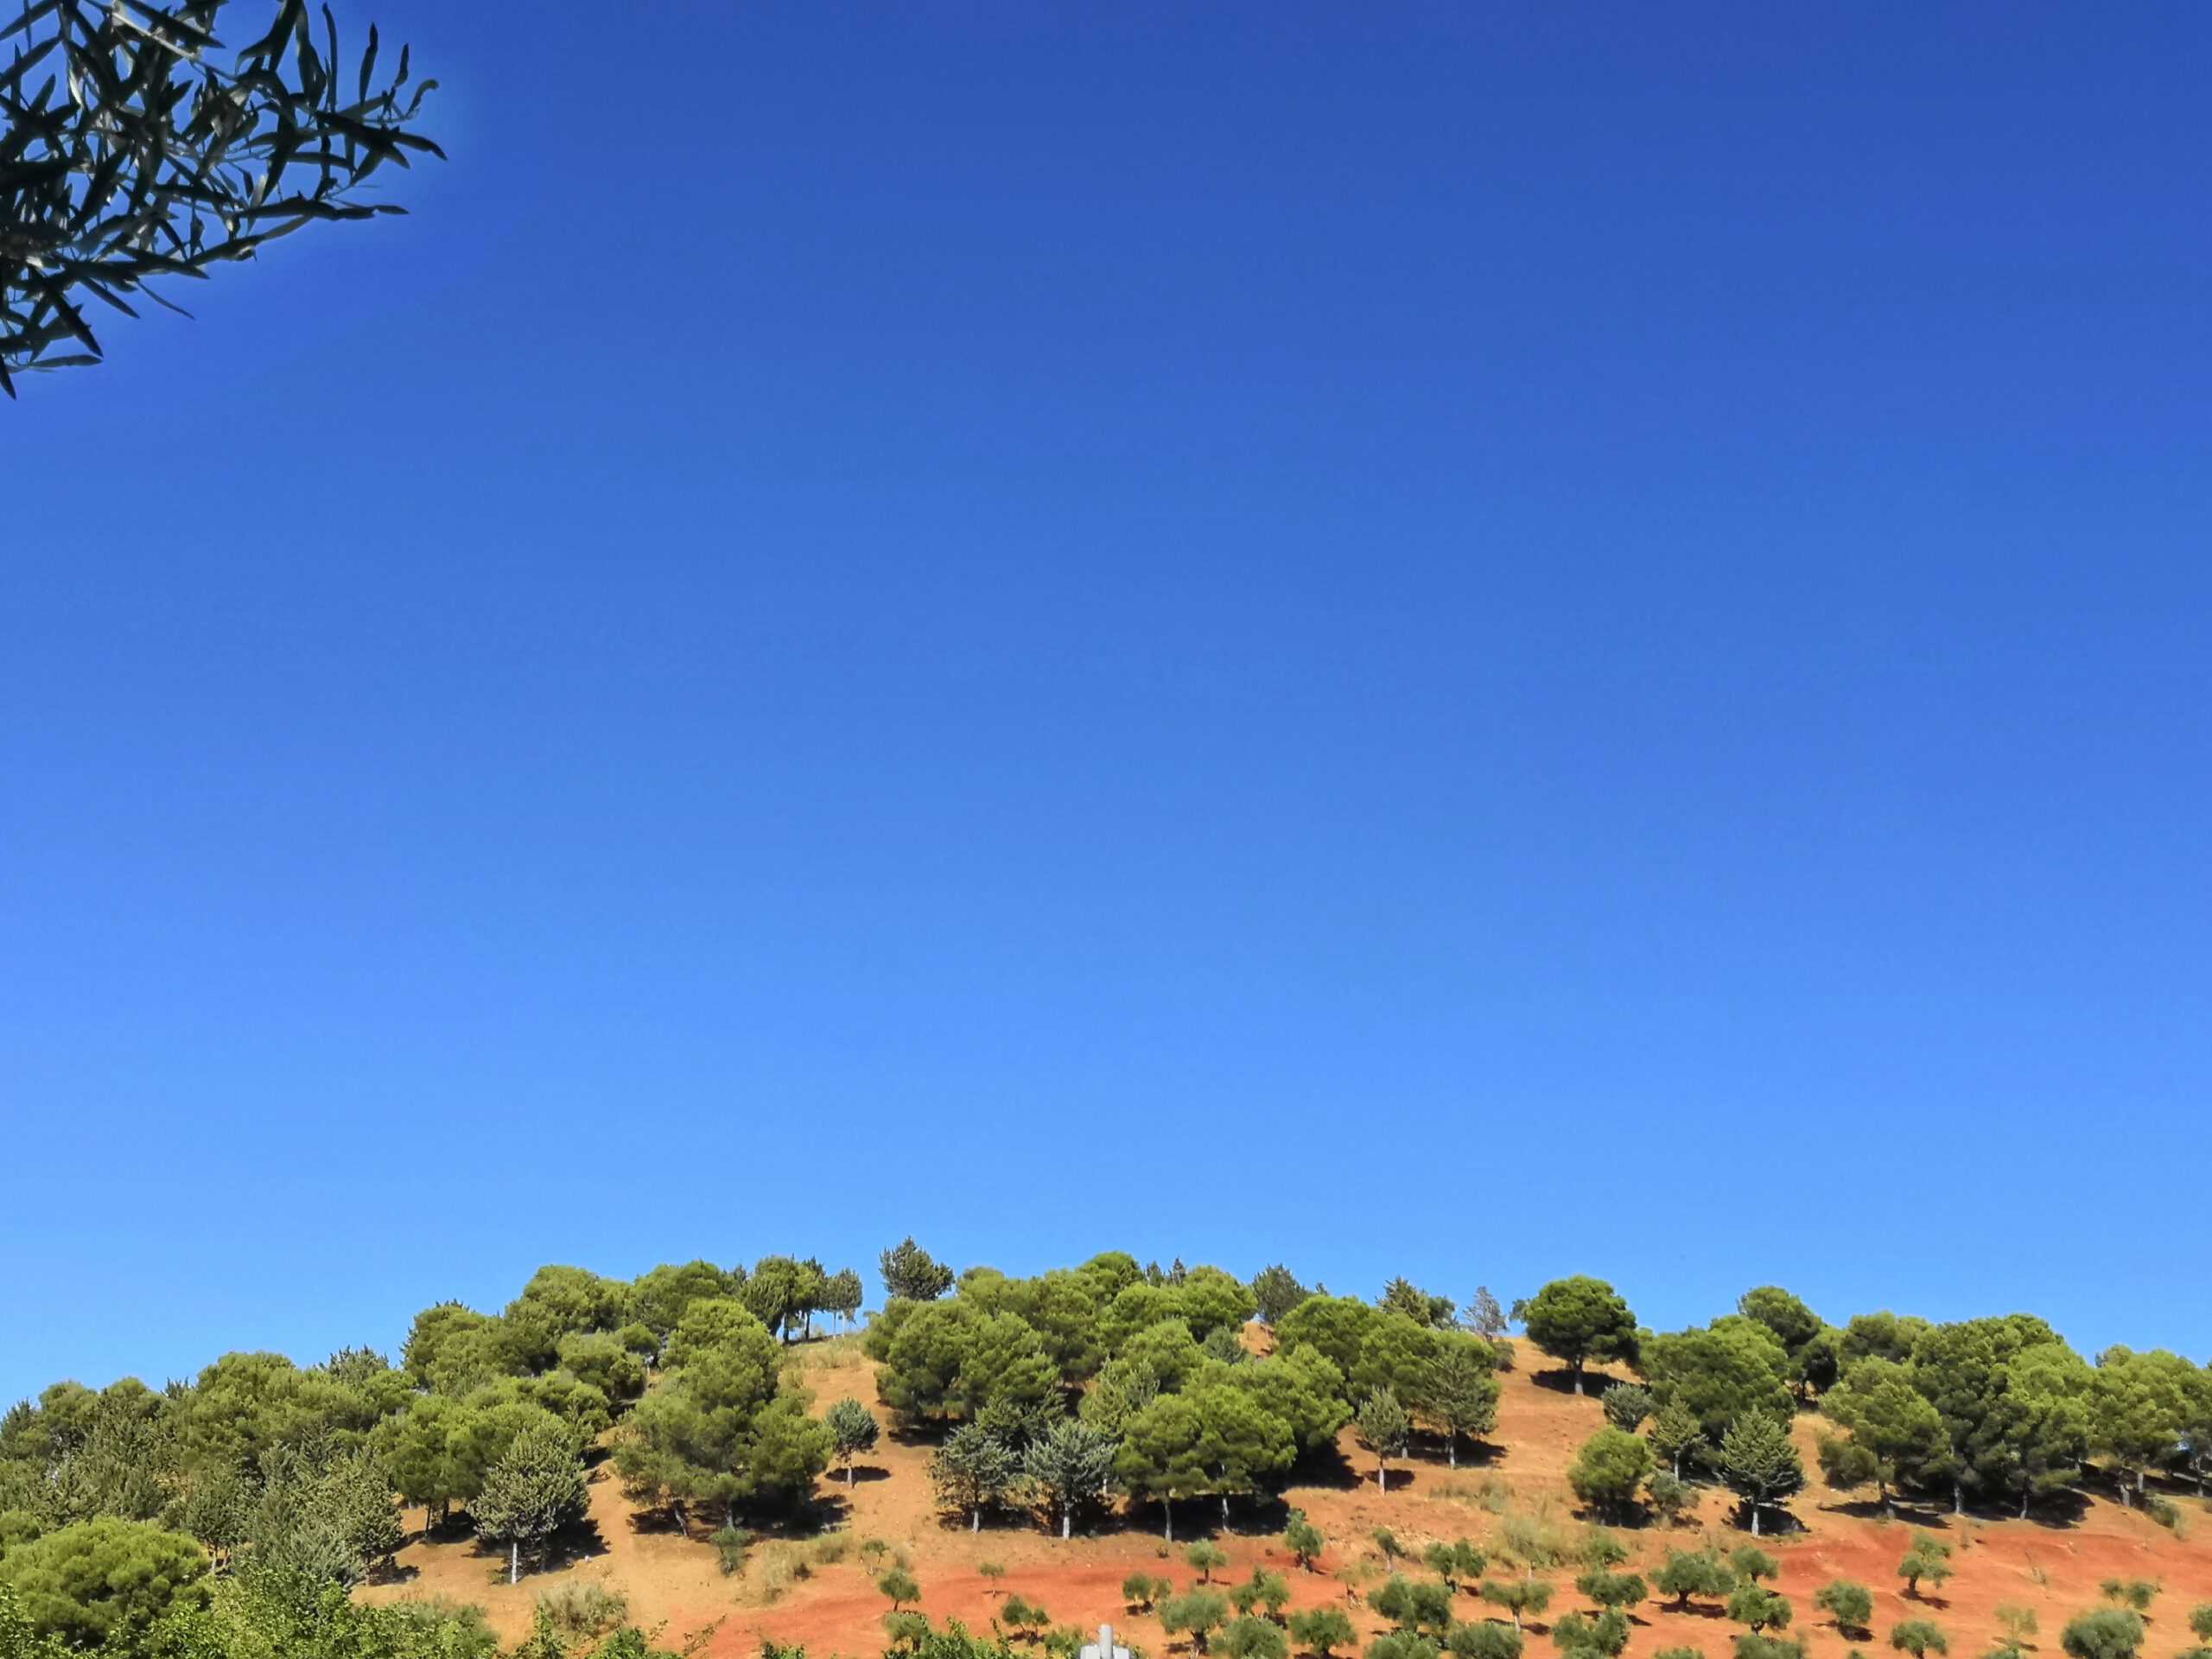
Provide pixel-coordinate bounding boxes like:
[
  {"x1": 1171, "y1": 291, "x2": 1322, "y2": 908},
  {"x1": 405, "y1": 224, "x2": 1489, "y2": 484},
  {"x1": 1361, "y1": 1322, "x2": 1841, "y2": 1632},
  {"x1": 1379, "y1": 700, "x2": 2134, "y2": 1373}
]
[
  {"x1": 2061, "y1": 1612, "x2": 2145, "y2": 1659},
  {"x1": 929, "y1": 1422, "x2": 1022, "y2": 1532},
  {"x1": 1520, "y1": 1279, "x2": 1637, "y2": 1395},
  {"x1": 1718, "y1": 1414, "x2": 1804, "y2": 1536},
  {"x1": 826, "y1": 1396, "x2": 881, "y2": 1488},
  {"x1": 1599, "y1": 1385, "x2": 1652, "y2": 1432},
  {"x1": 469, "y1": 1419, "x2": 588, "y2": 1584},
  {"x1": 1025, "y1": 1421, "x2": 1118, "y2": 1540},
  {"x1": 1356, "y1": 1390, "x2": 1413, "y2": 1493},
  {"x1": 1284, "y1": 1510, "x2": 1327, "y2": 1571},
  {"x1": 881, "y1": 1239, "x2": 957, "y2": 1303},
  {"x1": 1427, "y1": 1337, "x2": 1504, "y2": 1468},
  {"x1": 1642, "y1": 1321, "x2": 1795, "y2": 1441},
  {"x1": 1253, "y1": 1267, "x2": 1315, "y2": 1326},
  {"x1": 1567, "y1": 1428, "x2": 1653, "y2": 1522},
  {"x1": 1654, "y1": 1548, "x2": 1734, "y2": 1611},
  {"x1": 1897, "y1": 1534, "x2": 1952, "y2": 1599},
  {"x1": 1648, "y1": 1400, "x2": 1705, "y2": 1480}
]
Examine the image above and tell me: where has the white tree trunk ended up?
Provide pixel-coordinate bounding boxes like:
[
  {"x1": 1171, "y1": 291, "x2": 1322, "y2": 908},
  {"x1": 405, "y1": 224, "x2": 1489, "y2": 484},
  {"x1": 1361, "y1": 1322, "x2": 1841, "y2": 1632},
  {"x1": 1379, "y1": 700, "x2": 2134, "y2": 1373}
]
[
  {"x1": 1164, "y1": 1499, "x2": 1173, "y2": 1542},
  {"x1": 1061, "y1": 1510, "x2": 1071, "y2": 1541},
  {"x1": 970, "y1": 1506, "x2": 982, "y2": 1532},
  {"x1": 1750, "y1": 1503, "x2": 1762, "y2": 1537},
  {"x1": 508, "y1": 1539, "x2": 519, "y2": 1584},
  {"x1": 1447, "y1": 1434, "x2": 1458, "y2": 1469}
]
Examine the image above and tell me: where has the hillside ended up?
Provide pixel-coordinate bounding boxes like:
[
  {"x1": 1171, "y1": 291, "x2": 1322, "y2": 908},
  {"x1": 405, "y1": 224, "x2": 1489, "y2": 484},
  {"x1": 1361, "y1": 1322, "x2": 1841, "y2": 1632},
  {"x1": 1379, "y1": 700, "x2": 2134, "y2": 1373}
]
[{"x1": 365, "y1": 1332, "x2": 2212, "y2": 1659}]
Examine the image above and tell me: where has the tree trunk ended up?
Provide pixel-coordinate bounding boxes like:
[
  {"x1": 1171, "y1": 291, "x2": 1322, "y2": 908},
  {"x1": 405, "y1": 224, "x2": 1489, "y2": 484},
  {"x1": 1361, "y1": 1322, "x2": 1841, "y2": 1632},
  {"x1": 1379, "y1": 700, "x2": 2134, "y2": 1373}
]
[
  {"x1": 1750, "y1": 1503, "x2": 1762, "y2": 1537},
  {"x1": 1878, "y1": 1478, "x2": 1891, "y2": 1517},
  {"x1": 509, "y1": 1539, "x2": 519, "y2": 1584},
  {"x1": 1376, "y1": 1462, "x2": 1387, "y2": 1494},
  {"x1": 1573, "y1": 1359, "x2": 1585, "y2": 1396},
  {"x1": 847, "y1": 1461, "x2": 856, "y2": 1489},
  {"x1": 1164, "y1": 1498, "x2": 1174, "y2": 1542},
  {"x1": 2019, "y1": 1489, "x2": 2031, "y2": 1519},
  {"x1": 1221, "y1": 1491, "x2": 1231, "y2": 1528},
  {"x1": 1673, "y1": 1452, "x2": 1683, "y2": 1478},
  {"x1": 1953, "y1": 1477, "x2": 1964, "y2": 1516},
  {"x1": 1061, "y1": 1510, "x2": 1071, "y2": 1541},
  {"x1": 971, "y1": 1506, "x2": 982, "y2": 1532},
  {"x1": 1448, "y1": 1434, "x2": 1458, "y2": 1470}
]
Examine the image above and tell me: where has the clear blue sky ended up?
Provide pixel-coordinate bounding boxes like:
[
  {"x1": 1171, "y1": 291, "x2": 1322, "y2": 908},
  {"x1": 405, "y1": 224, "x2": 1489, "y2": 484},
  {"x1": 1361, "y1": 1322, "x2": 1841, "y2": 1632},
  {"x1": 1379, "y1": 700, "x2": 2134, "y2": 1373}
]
[{"x1": 5, "y1": 3, "x2": 2209, "y2": 1408}]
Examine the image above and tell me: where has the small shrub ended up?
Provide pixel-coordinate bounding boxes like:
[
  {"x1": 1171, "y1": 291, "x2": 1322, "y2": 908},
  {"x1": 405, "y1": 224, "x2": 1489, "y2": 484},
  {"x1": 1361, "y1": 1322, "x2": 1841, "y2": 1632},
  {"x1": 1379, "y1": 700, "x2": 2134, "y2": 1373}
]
[
  {"x1": 1647, "y1": 1471, "x2": 1695, "y2": 1525},
  {"x1": 810, "y1": 1532, "x2": 851, "y2": 1565},
  {"x1": 1188, "y1": 1542, "x2": 1230, "y2": 1584},
  {"x1": 2190, "y1": 1605, "x2": 2212, "y2": 1644},
  {"x1": 879, "y1": 1567, "x2": 922, "y2": 1611},
  {"x1": 1891, "y1": 1621, "x2": 1948, "y2": 1659},
  {"x1": 536, "y1": 1581, "x2": 629, "y2": 1637},
  {"x1": 2098, "y1": 1581, "x2": 2157, "y2": 1616},
  {"x1": 711, "y1": 1526, "x2": 752, "y2": 1578},
  {"x1": 1288, "y1": 1608, "x2": 1357, "y2": 1658},
  {"x1": 1218, "y1": 1616, "x2": 1290, "y2": 1659},
  {"x1": 1898, "y1": 1535, "x2": 1953, "y2": 1598},
  {"x1": 884, "y1": 1611, "x2": 931, "y2": 1651},
  {"x1": 2145, "y1": 1497, "x2": 2182, "y2": 1531},
  {"x1": 981, "y1": 1561, "x2": 1008, "y2": 1585}
]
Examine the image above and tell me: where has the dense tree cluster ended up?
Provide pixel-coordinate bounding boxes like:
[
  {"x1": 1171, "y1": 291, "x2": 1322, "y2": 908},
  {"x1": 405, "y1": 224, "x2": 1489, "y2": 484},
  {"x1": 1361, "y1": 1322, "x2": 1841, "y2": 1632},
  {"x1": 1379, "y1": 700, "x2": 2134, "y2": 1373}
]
[
  {"x1": 0, "y1": 1252, "x2": 857, "y2": 1653},
  {"x1": 868, "y1": 1262, "x2": 1512, "y2": 1540},
  {"x1": 5, "y1": 1247, "x2": 2210, "y2": 1658}
]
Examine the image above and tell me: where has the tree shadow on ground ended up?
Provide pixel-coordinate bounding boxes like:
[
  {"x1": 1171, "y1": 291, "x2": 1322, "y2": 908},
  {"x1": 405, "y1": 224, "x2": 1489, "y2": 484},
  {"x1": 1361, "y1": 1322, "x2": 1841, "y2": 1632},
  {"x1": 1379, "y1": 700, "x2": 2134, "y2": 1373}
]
[{"x1": 1532, "y1": 1369, "x2": 1625, "y2": 1397}]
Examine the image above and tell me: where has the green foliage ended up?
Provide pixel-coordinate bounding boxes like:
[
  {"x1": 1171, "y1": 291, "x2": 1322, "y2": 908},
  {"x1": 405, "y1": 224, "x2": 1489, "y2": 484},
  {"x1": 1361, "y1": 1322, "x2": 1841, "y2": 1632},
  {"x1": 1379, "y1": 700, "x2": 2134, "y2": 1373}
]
[
  {"x1": 1283, "y1": 1511, "x2": 1326, "y2": 1571},
  {"x1": 1368, "y1": 1634, "x2": 1441, "y2": 1659},
  {"x1": 1738, "y1": 1289, "x2": 1825, "y2": 1359},
  {"x1": 1730, "y1": 1546, "x2": 1778, "y2": 1584},
  {"x1": 2192, "y1": 1606, "x2": 2212, "y2": 1644},
  {"x1": 0, "y1": 1517, "x2": 208, "y2": 1646},
  {"x1": 1001, "y1": 1595, "x2": 1050, "y2": 1637},
  {"x1": 1891, "y1": 1620, "x2": 1950, "y2": 1658},
  {"x1": 825, "y1": 1397, "x2": 882, "y2": 1483},
  {"x1": 1733, "y1": 1637, "x2": 1809, "y2": 1659},
  {"x1": 1445, "y1": 1622, "x2": 1522, "y2": 1659},
  {"x1": 0, "y1": 0, "x2": 442, "y2": 393},
  {"x1": 1548, "y1": 1610, "x2": 1630, "y2": 1659},
  {"x1": 1123, "y1": 1572, "x2": 1170, "y2": 1611},
  {"x1": 1519, "y1": 1280, "x2": 1637, "y2": 1394},
  {"x1": 930, "y1": 1423, "x2": 1023, "y2": 1529},
  {"x1": 2098, "y1": 1580, "x2": 2157, "y2": 1614},
  {"x1": 1648, "y1": 1401, "x2": 1706, "y2": 1478},
  {"x1": 1898, "y1": 1535, "x2": 1953, "y2": 1597},
  {"x1": 710, "y1": 1525, "x2": 750, "y2": 1576},
  {"x1": 2062, "y1": 1612, "x2": 2146, "y2": 1659},
  {"x1": 1253, "y1": 1268, "x2": 1315, "y2": 1327},
  {"x1": 1423, "y1": 1540, "x2": 1486, "y2": 1590},
  {"x1": 882, "y1": 1240, "x2": 957, "y2": 1303},
  {"x1": 1480, "y1": 1580, "x2": 1554, "y2": 1632},
  {"x1": 1719, "y1": 1414, "x2": 1805, "y2": 1534},
  {"x1": 1643, "y1": 1323, "x2": 1795, "y2": 1442},
  {"x1": 1290, "y1": 1608, "x2": 1359, "y2": 1658},
  {"x1": 1645, "y1": 1470, "x2": 1694, "y2": 1524},
  {"x1": 1026, "y1": 1421, "x2": 1120, "y2": 1538},
  {"x1": 1220, "y1": 1616, "x2": 1291, "y2": 1659},
  {"x1": 1726, "y1": 1584, "x2": 1794, "y2": 1635},
  {"x1": 1573, "y1": 1570, "x2": 1646, "y2": 1612},
  {"x1": 470, "y1": 1419, "x2": 588, "y2": 1581},
  {"x1": 886, "y1": 1611, "x2": 935, "y2": 1650},
  {"x1": 880, "y1": 1567, "x2": 922, "y2": 1610},
  {"x1": 1566, "y1": 1428, "x2": 1652, "y2": 1522},
  {"x1": 1424, "y1": 1338, "x2": 1504, "y2": 1467},
  {"x1": 1369, "y1": 1576, "x2": 1454, "y2": 1637},
  {"x1": 1355, "y1": 1391, "x2": 1413, "y2": 1490},
  {"x1": 1232, "y1": 1567, "x2": 1290, "y2": 1621},
  {"x1": 1816, "y1": 1580, "x2": 1876, "y2": 1637},
  {"x1": 1599, "y1": 1386, "x2": 1652, "y2": 1432},
  {"x1": 1654, "y1": 1548, "x2": 1735, "y2": 1610},
  {"x1": 1274, "y1": 1300, "x2": 1381, "y2": 1380},
  {"x1": 1381, "y1": 1281, "x2": 1458, "y2": 1330},
  {"x1": 1187, "y1": 1541, "x2": 1231, "y2": 1583},
  {"x1": 1162, "y1": 1589, "x2": 1232, "y2": 1651}
]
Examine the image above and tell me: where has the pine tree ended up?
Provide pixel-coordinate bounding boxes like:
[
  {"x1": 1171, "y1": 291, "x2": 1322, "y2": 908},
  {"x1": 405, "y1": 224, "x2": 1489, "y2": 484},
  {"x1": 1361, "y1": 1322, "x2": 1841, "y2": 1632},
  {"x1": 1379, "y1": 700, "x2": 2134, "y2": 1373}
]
[
  {"x1": 826, "y1": 1396, "x2": 881, "y2": 1488},
  {"x1": 1719, "y1": 1414, "x2": 1804, "y2": 1538},
  {"x1": 471, "y1": 1421, "x2": 588, "y2": 1584},
  {"x1": 1356, "y1": 1389, "x2": 1413, "y2": 1493}
]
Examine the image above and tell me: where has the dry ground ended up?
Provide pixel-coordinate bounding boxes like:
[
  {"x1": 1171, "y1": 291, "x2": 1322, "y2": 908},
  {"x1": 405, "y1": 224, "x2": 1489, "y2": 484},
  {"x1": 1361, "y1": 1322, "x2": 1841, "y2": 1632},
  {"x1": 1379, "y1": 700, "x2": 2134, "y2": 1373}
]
[{"x1": 363, "y1": 1332, "x2": 2212, "y2": 1659}]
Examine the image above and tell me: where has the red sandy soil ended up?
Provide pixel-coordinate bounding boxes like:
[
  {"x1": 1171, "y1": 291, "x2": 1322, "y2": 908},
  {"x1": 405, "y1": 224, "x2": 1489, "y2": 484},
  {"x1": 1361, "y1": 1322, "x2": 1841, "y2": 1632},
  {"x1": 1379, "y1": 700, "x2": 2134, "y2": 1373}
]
[{"x1": 363, "y1": 1333, "x2": 2212, "y2": 1659}]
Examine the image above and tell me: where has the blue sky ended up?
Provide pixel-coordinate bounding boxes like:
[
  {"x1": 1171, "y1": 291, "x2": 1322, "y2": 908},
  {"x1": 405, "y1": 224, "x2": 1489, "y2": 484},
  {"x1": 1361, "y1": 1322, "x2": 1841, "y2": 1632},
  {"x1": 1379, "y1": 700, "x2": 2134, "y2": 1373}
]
[{"x1": 4, "y1": 3, "x2": 2209, "y2": 1408}]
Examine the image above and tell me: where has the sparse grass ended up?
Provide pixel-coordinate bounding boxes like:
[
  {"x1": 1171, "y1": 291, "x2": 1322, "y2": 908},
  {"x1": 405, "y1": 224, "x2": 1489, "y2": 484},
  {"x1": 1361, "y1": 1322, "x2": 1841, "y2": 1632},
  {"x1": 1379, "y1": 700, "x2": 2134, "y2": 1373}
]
[
  {"x1": 1434, "y1": 1473, "x2": 1515, "y2": 1514},
  {"x1": 810, "y1": 1531, "x2": 853, "y2": 1565},
  {"x1": 535, "y1": 1580, "x2": 629, "y2": 1638}
]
